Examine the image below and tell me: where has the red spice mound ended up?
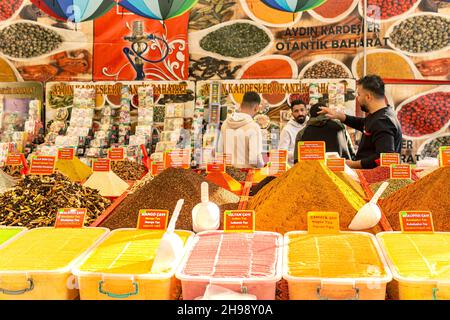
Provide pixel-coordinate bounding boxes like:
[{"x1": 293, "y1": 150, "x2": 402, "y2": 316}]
[
  {"x1": 0, "y1": 0, "x2": 23, "y2": 21},
  {"x1": 357, "y1": 166, "x2": 390, "y2": 184},
  {"x1": 366, "y1": 0, "x2": 419, "y2": 20},
  {"x1": 313, "y1": 0, "x2": 354, "y2": 18}
]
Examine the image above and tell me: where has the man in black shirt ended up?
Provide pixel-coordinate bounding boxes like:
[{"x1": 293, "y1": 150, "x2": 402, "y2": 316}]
[{"x1": 318, "y1": 75, "x2": 402, "y2": 169}]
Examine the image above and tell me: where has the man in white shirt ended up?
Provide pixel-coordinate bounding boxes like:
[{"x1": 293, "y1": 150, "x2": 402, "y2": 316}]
[
  {"x1": 279, "y1": 100, "x2": 308, "y2": 165},
  {"x1": 217, "y1": 92, "x2": 265, "y2": 168}
]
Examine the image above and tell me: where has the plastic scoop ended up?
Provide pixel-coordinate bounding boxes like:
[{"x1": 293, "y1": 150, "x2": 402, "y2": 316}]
[
  {"x1": 348, "y1": 181, "x2": 389, "y2": 230},
  {"x1": 192, "y1": 182, "x2": 220, "y2": 233},
  {"x1": 151, "y1": 199, "x2": 185, "y2": 274}
]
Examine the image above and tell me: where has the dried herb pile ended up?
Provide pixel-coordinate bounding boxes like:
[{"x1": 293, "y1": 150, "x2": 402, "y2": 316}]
[
  {"x1": 0, "y1": 173, "x2": 111, "y2": 228},
  {"x1": 370, "y1": 179, "x2": 414, "y2": 199},
  {"x1": 101, "y1": 168, "x2": 240, "y2": 231},
  {"x1": 381, "y1": 166, "x2": 450, "y2": 231},
  {"x1": 111, "y1": 159, "x2": 147, "y2": 181}
]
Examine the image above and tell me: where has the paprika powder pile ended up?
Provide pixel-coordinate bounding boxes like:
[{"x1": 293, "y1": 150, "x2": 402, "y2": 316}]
[{"x1": 381, "y1": 166, "x2": 450, "y2": 231}]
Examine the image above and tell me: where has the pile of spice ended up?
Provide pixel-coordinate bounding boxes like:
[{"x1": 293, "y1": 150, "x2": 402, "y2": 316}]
[
  {"x1": 199, "y1": 22, "x2": 271, "y2": 58},
  {"x1": 100, "y1": 168, "x2": 240, "y2": 231},
  {"x1": 55, "y1": 157, "x2": 92, "y2": 182},
  {"x1": 128, "y1": 172, "x2": 154, "y2": 194},
  {"x1": 366, "y1": 0, "x2": 419, "y2": 20},
  {"x1": 0, "y1": 173, "x2": 110, "y2": 228},
  {"x1": 0, "y1": 0, "x2": 23, "y2": 21},
  {"x1": 356, "y1": 52, "x2": 415, "y2": 79},
  {"x1": 369, "y1": 179, "x2": 414, "y2": 199},
  {"x1": 312, "y1": 0, "x2": 355, "y2": 19},
  {"x1": 390, "y1": 15, "x2": 450, "y2": 53},
  {"x1": 226, "y1": 167, "x2": 248, "y2": 182},
  {"x1": 334, "y1": 171, "x2": 367, "y2": 199},
  {"x1": 357, "y1": 166, "x2": 390, "y2": 184},
  {"x1": 0, "y1": 22, "x2": 63, "y2": 58},
  {"x1": 420, "y1": 135, "x2": 450, "y2": 158},
  {"x1": 0, "y1": 170, "x2": 16, "y2": 194},
  {"x1": 2, "y1": 165, "x2": 23, "y2": 178},
  {"x1": 397, "y1": 91, "x2": 450, "y2": 137},
  {"x1": 247, "y1": 161, "x2": 374, "y2": 234},
  {"x1": 303, "y1": 60, "x2": 350, "y2": 79},
  {"x1": 111, "y1": 159, "x2": 147, "y2": 181},
  {"x1": 83, "y1": 170, "x2": 129, "y2": 198},
  {"x1": 380, "y1": 166, "x2": 450, "y2": 231}
]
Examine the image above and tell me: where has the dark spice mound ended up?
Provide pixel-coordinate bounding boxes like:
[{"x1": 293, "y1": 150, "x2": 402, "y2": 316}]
[
  {"x1": 101, "y1": 168, "x2": 240, "y2": 231},
  {"x1": 226, "y1": 167, "x2": 248, "y2": 182},
  {"x1": 111, "y1": 159, "x2": 147, "y2": 181}
]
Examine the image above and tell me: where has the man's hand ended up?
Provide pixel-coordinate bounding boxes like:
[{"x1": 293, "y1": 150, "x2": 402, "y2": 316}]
[
  {"x1": 346, "y1": 160, "x2": 362, "y2": 169},
  {"x1": 318, "y1": 106, "x2": 346, "y2": 122}
]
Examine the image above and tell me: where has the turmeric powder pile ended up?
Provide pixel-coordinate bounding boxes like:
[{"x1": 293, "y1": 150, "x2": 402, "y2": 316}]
[{"x1": 247, "y1": 161, "x2": 376, "y2": 234}]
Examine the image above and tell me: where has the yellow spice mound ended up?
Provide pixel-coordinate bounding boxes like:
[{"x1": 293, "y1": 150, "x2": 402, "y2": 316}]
[{"x1": 287, "y1": 233, "x2": 386, "y2": 278}]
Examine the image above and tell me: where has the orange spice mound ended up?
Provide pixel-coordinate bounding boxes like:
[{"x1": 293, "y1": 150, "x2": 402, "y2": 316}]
[{"x1": 380, "y1": 166, "x2": 450, "y2": 231}]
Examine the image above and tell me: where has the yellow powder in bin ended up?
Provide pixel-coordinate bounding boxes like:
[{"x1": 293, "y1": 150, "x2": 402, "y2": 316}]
[
  {"x1": 0, "y1": 57, "x2": 17, "y2": 82},
  {"x1": 83, "y1": 171, "x2": 129, "y2": 197},
  {"x1": 378, "y1": 233, "x2": 450, "y2": 279},
  {"x1": 56, "y1": 157, "x2": 92, "y2": 182},
  {"x1": 0, "y1": 228, "x2": 107, "y2": 271},
  {"x1": 356, "y1": 53, "x2": 415, "y2": 79},
  {"x1": 78, "y1": 229, "x2": 192, "y2": 274},
  {"x1": 287, "y1": 233, "x2": 386, "y2": 278}
]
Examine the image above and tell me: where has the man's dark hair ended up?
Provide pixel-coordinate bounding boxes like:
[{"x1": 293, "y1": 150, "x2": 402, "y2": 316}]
[
  {"x1": 309, "y1": 102, "x2": 327, "y2": 118},
  {"x1": 242, "y1": 91, "x2": 261, "y2": 106},
  {"x1": 357, "y1": 75, "x2": 385, "y2": 98},
  {"x1": 289, "y1": 99, "x2": 306, "y2": 109}
]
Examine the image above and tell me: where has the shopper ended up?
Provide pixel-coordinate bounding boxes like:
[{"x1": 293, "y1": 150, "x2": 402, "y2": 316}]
[
  {"x1": 318, "y1": 75, "x2": 402, "y2": 169},
  {"x1": 279, "y1": 100, "x2": 308, "y2": 165},
  {"x1": 293, "y1": 102, "x2": 354, "y2": 164},
  {"x1": 217, "y1": 92, "x2": 265, "y2": 168}
]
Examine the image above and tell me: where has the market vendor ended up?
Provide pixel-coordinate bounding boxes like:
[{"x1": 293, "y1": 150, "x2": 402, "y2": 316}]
[
  {"x1": 279, "y1": 99, "x2": 308, "y2": 165},
  {"x1": 318, "y1": 75, "x2": 402, "y2": 169}
]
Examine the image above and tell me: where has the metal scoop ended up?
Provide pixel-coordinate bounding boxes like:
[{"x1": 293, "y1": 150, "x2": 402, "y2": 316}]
[
  {"x1": 151, "y1": 199, "x2": 184, "y2": 273},
  {"x1": 348, "y1": 181, "x2": 389, "y2": 230}
]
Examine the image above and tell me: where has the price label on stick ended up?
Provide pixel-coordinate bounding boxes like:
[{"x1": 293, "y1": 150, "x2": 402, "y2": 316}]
[
  {"x1": 224, "y1": 210, "x2": 255, "y2": 233},
  {"x1": 269, "y1": 150, "x2": 287, "y2": 176},
  {"x1": 58, "y1": 148, "x2": 75, "y2": 161},
  {"x1": 137, "y1": 210, "x2": 169, "y2": 230},
  {"x1": 93, "y1": 159, "x2": 110, "y2": 172},
  {"x1": 6, "y1": 153, "x2": 24, "y2": 166},
  {"x1": 439, "y1": 147, "x2": 450, "y2": 167},
  {"x1": 298, "y1": 141, "x2": 325, "y2": 161},
  {"x1": 307, "y1": 212, "x2": 340, "y2": 234},
  {"x1": 55, "y1": 208, "x2": 86, "y2": 228},
  {"x1": 151, "y1": 161, "x2": 165, "y2": 176},
  {"x1": 399, "y1": 211, "x2": 434, "y2": 233},
  {"x1": 29, "y1": 156, "x2": 56, "y2": 175},
  {"x1": 164, "y1": 149, "x2": 191, "y2": 169},
  {"x1": 108, "y1": 148, "x2": 125, "y2": 161},
  {"x1": 380, "y1": 153, "x2": 400, "y2": 167},
  {"x1": 206, "y1": 159, "x2": 225, "y2": 173},
  {"x1": 390, "y1": 164, "x2": 411, "y2": 179},
  {"x1": 326, "y1": 158, "x2": 345, "y2": 172}
]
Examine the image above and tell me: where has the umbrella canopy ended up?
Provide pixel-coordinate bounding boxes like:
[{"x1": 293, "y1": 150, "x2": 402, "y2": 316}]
[
  {"x1": 30, "y1": 0, "x2": 115, "y2": 23},
  {"x1": 118, "y1": 0, "x2": 198, "y2": 21},
  {"x1": 260, "y1": 0, "x2": 327, "y2": 13}
]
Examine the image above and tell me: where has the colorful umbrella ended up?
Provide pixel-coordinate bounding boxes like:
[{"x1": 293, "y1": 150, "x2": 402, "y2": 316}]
[
  {"x1": 30, "y1": 0, "x2": 115, "y2": 23},
  {"x1": 260, "y1": 0, "x2": 327, "y2": 13},
  {"x1": 118, "y1": 0, "x2": 198, "y2": 21}
]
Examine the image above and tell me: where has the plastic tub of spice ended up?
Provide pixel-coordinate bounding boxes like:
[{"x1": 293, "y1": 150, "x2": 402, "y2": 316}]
[
  {"x1": 0, "y1": 227, "x2": 109, "y2": 300},
  {"x1": 176, "y1": 231, "x2": 283, "y2": 300},
  {"x1": 283, "y1": 231, "x2": 392, "y2": 300},
  {"x1": 0, "y1": 226, "x2": 26, "y2": 246},
  {"x1": 72, "y1": 228, "x2": 194, "y2": 300},
  {"x1": 376, "y1": 232, "x2": 450, "y2": 300}
]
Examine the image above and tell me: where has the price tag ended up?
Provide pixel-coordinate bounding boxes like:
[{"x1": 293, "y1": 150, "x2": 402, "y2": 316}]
[
  {"x1": 268, "y1": 150, "x2": 288, "y2": 176},
  {"x1": 206, "y1": 159, "x2": 225, "y2": 173},
  {"x1": 93, "y1": 159, "x2": 111, "y2": 172},
  {"x1": 298, "y1": 141, "x2": 325, "y2": 161},
  {"x1": 380, "y1": 153, "x2": 400, "y2": 167},
  {"x1": 137, "y1": 209, "x2": 169, "y2": 230},
  {"x1": 224, "y1": 210, "x2": 255, "y2": 233},
  {"x1": 54, "y1": 208, "x2": 86, "y2": 228},
  {"x1": 439, "y1": 146, "x2": 450, "y2": 167},
  {"x1": 326, "y1": 158, "x2": 345, "y2": 172},
  {"x1": 399, "y1": 211, "x2": 434, "y2": 233},
  {"x1": 6, "y1": 153, "x2": 24, "y2": 166},
  {"x1": 151, "y1": 161, "x2": 165, "y2": 176},
  {"x1": 390, "y1": 164, "x2": 411, "y2": 180},
  {"x1": 58, "y1": 148, "x2": 75, "y2": 161},
  {"x1": 108, "y1": 147, "x2": 125, "y2": 161},
  {"x1": 307, "y1": 212, "x2": 340, "y2": 234},
  {"x1": 164, "y1": 149, "x2": 191, "y2": 169},
  {"x1": 29, "y1": 156, "x2": 56, "y2": 175}
]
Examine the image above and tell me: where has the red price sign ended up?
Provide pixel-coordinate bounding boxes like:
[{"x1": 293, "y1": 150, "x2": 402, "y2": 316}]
[
  {"x1": 224, "y1": 210, "x2": 255, "y2": 233},
  {"x1": 108, "y1": 148, "x2": 125, "y2": 161},
  {"x1": 151, "y1": 161, "x2": 165, "y2": 176},
  {"x1": 137, "y1": 210, "x2": 169, "y2": 230},
  {"x1": 390, "y1": 164, "x2": 411, "y2": 180},
  {"x1": 58, "y1": 148, "x2": 75, "y2": 161},
  {"x1": 268, "y1": 149, "x2": 288, "y2": 176},
  {"x1": 164, "y1": 149, "x2": 191, "y2": 169},
  {"x1": 6, "y1": 153, "x2": 24, "y2": 166},
  {"x1": 298, "y1": 141, "x2": 325, "y2": 161},
  {"x1": 326, "y1": 158, "x2": 345, "y2": 172},
  {"x1": 380, "y1": 153, "x2": 400, "y2": 167},
  {"x1": 399, "y1": 211, "x2": 434, "y2": 233},
  {"x1": 29, "y1": 156, "x2": 56, "y2": 175},
  {"x1": 54, "y1": 208, "x2": 86, "y2": 228},
  {"x1": 93, "y1": 159, "x2": 111, "y2": 172},
  {"x1": 206, "y1": 156, "x2": 225, "y2": 173},
  {"x1": 439, "y1": 147, "x2": 450, "y2": 167}
]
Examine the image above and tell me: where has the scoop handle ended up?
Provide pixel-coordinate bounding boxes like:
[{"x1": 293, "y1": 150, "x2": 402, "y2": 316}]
[
  {"x1": 201, "y1": 182, "x2": 209, "y2": 203},
  {"x1": 167, "y1": 199, "x2": 184, "y2": 233},
  {"x1": 370, "y1": 181, "x2": 389, "y2": 204}
]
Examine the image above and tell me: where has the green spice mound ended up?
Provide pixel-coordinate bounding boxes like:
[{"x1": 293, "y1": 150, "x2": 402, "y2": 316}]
[
  {"x1": 0, "y1": 23, "x2": 63, "y2": 58},
  {"x1": 390, "y1": 15, "x2": 450, "y2": 53},
  {"x1": 200, "y1": 22, "x2": 271, "y2": 58},
  {"x1": 370, "y1": 179, "x2": 414, "y2": 199}
]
